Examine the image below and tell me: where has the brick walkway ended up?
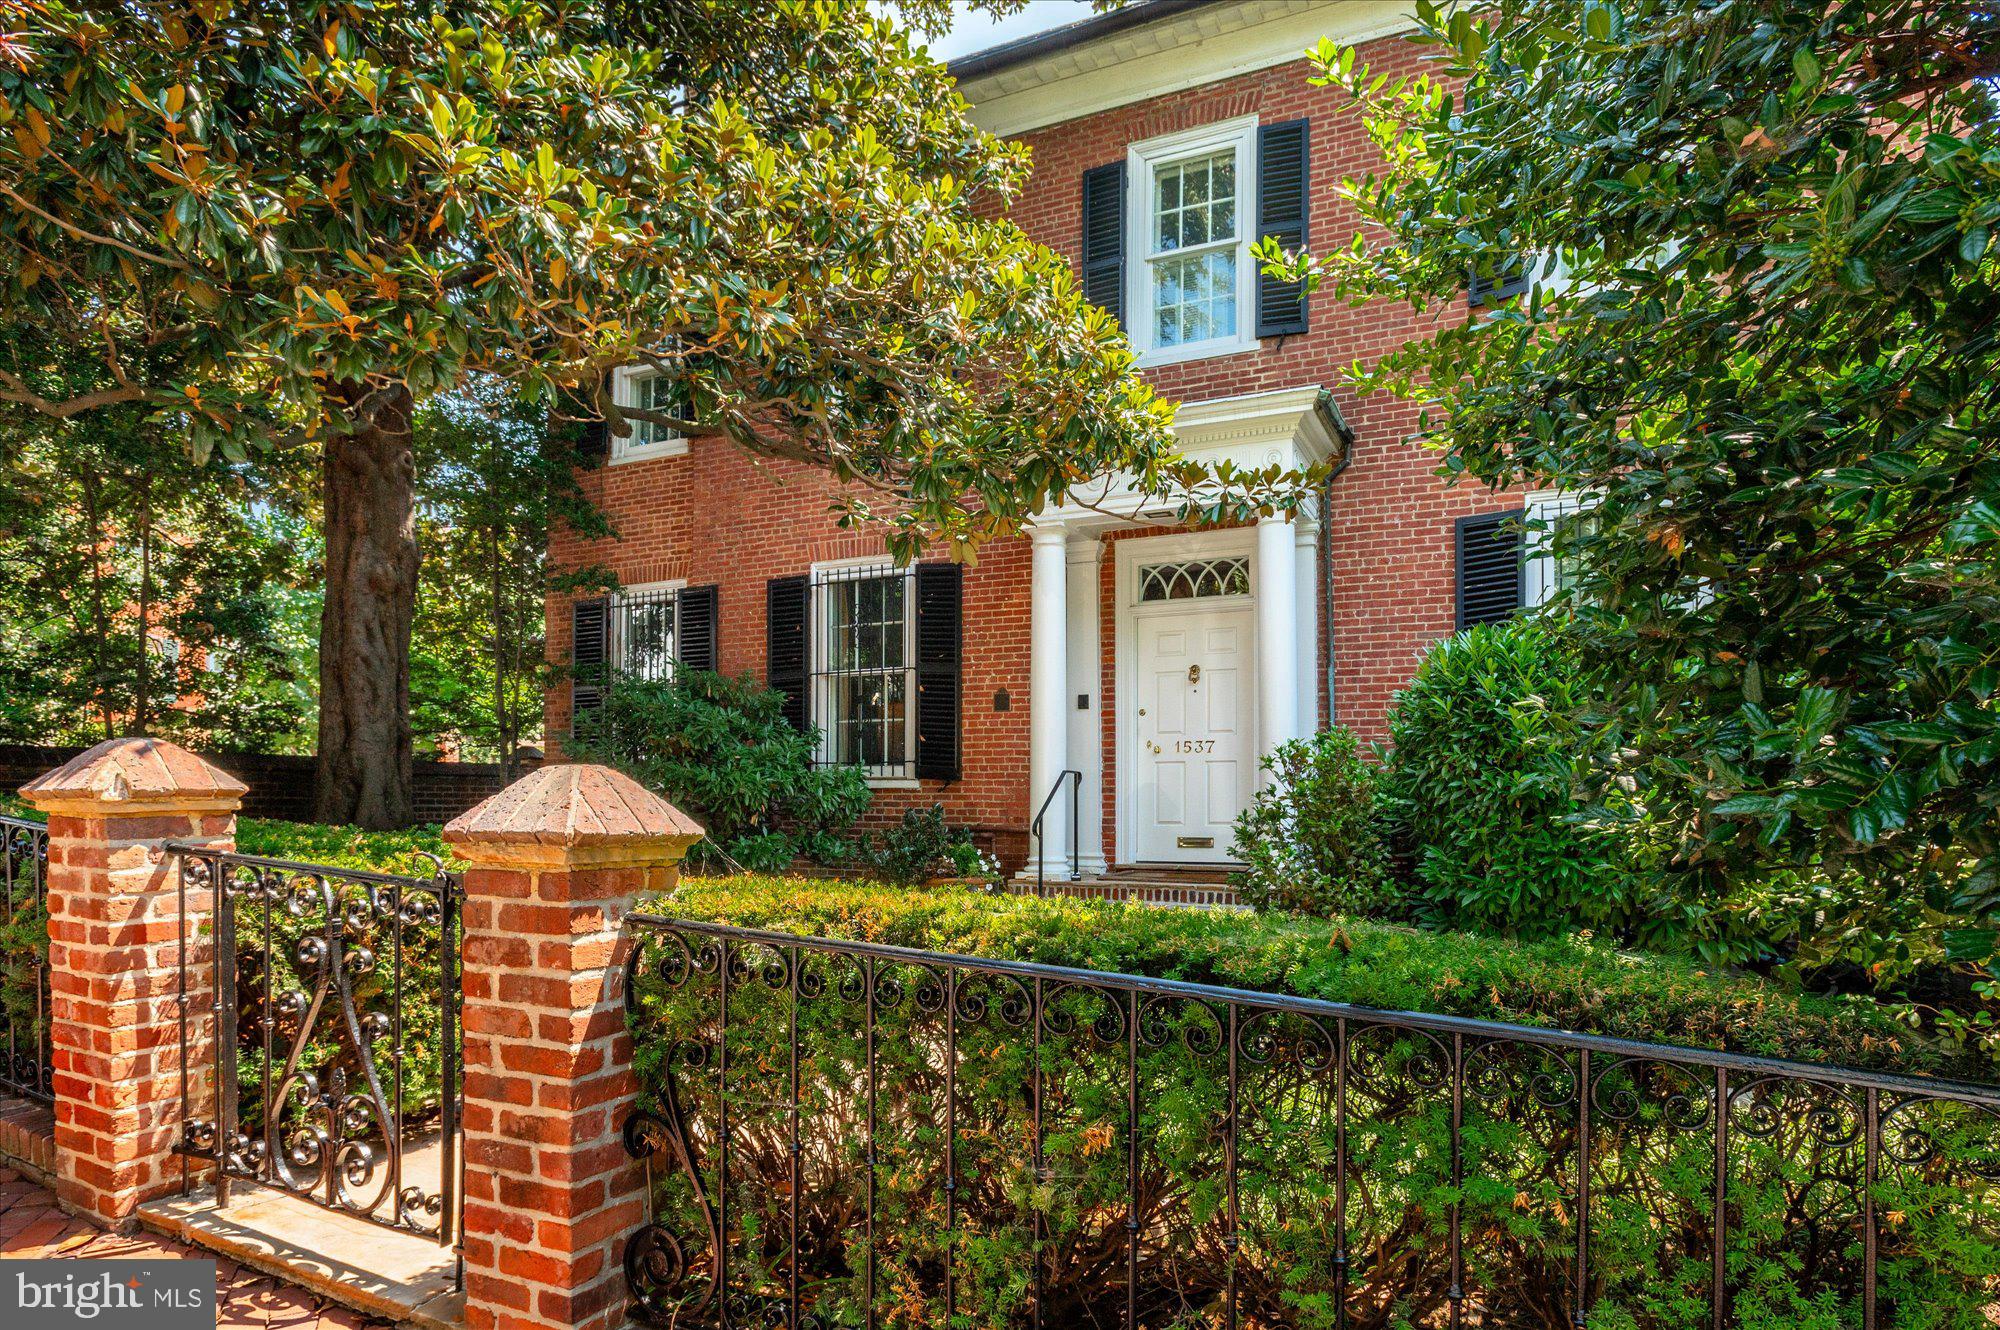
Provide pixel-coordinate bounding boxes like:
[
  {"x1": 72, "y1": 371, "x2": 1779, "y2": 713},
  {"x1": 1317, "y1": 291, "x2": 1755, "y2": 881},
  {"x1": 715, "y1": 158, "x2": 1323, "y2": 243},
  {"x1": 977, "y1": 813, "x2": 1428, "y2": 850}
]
[{"x1": 0, "y1": 1164, "x2": 396, "y2": 1329}]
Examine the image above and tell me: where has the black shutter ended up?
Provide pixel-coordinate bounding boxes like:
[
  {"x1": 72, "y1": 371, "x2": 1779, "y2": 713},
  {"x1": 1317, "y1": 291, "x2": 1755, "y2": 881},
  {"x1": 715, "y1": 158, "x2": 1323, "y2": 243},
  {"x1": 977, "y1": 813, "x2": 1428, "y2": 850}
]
[
  {"x1": 1081, "y1": 161, "x2": 1127, "y2": 322},
  {"x1": 675, "y1": 584, "x2": 719, "y2": 673},
  {"x1": 570, "y1": 596, "x2": 610, "y2": 721},
  {"x1": 1256, "y1": 118, "x2": 1310, "y2": 337},
  {"x1": 1469, "y1": 255, "x2": 1531, "y2": 307},
  {"x1": 766, "y1": 575, "x2": 811, "y2": 736},
  {"x1": 568, "y1": 374, "x2": 611, "y2": 460},
  {"x1": 913, "y1": 562, "x2": 964, "y2": 782},
  {"x1": 1455, "y1": 510, "x2": 1526, "y2": 629}
]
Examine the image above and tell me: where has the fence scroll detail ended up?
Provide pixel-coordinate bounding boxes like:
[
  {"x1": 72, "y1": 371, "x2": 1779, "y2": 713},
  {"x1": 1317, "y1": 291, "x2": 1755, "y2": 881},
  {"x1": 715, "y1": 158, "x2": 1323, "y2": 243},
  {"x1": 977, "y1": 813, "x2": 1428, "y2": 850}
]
[
  {"x1": 0, "y1": 814, "x2": 50, "y2": 1104},
  {"x1": 168, "y1": 845, "x2": 462, "y2": 1249},
  {"x1": 617, "y1": 916, "x2": 2000, "y2": 1330}
]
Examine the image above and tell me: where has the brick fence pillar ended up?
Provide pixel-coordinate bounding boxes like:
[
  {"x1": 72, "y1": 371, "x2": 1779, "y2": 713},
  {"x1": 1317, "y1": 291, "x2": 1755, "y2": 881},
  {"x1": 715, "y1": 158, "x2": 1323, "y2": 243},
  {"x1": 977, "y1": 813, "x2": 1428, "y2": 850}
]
[
  {"x1": 444, "y1": 764, "x2": 703, "y2": 1330},
  {"x1": 18, "y1": 737, "x2": 245, "y2": 1228}
]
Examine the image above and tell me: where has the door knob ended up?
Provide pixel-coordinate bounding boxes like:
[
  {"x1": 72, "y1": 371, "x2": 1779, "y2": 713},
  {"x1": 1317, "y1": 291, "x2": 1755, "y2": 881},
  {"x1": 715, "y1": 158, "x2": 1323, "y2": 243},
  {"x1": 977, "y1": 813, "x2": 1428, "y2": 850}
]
[{"x1": 1138, "y1": 707, "x2": 1147, "y2": 716}]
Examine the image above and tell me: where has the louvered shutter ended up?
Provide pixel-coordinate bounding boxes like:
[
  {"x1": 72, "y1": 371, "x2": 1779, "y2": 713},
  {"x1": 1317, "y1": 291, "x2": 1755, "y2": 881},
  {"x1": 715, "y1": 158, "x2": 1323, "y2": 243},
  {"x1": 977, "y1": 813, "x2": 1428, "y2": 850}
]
[
  {"x1": 570, "y1": 596, "x2": 610, "y2": 725},
  {"x1": 1455, "y1": 510, "x2": 1526, "y2": 629},
  {"x1": 766, "y1": 575, "x2": 811, "y2": 736},
  {"x1": 568, "y1": 374, "x2": 612, "y2": 460},
  {"x1": 1080, "y1": 162, "x2": 1127, "y2": 322},
  {"x1": 1469, "y1": 255, "x2": 1531, "y2": 307},
  {"x1": 675, "y1": 584, "x2": 719, "y2": 673},
  {"x1": 913, "y1": 562, "x2": 963, "y2": 782},
  {"x1": 1256, "y1": 119, "x2": 1310, "y2": 337}
]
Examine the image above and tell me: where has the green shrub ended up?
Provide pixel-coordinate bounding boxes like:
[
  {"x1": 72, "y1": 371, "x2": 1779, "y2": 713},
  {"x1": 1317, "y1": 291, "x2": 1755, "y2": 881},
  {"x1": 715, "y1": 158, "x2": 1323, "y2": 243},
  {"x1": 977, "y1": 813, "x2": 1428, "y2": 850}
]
[
  {"x1": 627, "y1": 879, "x2": 1998, "y2": 1329},
  {"x1": 567, "y1": 669, "x2": 870, "y2": 868},
  {"x1": 1230, "y1": 727, "x2": 1392, "y2": 915},
  {"x1": 235, "y1": 817, "x2": 450, "y2": 874},
  {"x1": 863, "y1": 803, "x2": 983, "y2": 885},
  {"x1": 1383, "y1": 617, "x2": 1646, "y2": 939}
]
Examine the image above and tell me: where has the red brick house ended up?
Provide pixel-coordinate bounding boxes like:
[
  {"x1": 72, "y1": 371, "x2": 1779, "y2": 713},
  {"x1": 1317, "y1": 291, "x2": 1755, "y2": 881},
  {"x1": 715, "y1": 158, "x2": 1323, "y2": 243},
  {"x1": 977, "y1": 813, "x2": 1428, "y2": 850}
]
[{"x1": 547, "y1": 1, "x2": 1555, "y2": 879}]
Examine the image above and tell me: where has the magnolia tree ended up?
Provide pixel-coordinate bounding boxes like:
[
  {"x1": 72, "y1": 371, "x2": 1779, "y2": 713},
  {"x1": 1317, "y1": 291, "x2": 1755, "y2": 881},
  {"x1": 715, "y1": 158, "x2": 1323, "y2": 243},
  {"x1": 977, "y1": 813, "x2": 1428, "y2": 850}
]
[
  {"x1": 1292, "y1": 1, "x2": 2000, "y2": 988},
  {"x1": 0, "y1": 1, "x2": 1295, "y2": 826}
]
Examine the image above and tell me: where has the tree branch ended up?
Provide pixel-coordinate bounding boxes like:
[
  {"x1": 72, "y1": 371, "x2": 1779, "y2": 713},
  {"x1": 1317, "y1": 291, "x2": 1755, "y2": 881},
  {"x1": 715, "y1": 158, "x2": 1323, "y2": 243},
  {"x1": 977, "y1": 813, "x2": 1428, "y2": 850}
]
[{"x1": 0, "y1": 185, "x2": 190, "y2": 271}]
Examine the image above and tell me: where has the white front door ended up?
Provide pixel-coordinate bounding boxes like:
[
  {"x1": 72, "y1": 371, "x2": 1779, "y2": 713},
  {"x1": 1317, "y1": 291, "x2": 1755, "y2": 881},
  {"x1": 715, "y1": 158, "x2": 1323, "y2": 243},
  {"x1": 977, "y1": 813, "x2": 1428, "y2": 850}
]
[{"x1": 1132, "y1": 607, "x2": 1255, "y2": 863}]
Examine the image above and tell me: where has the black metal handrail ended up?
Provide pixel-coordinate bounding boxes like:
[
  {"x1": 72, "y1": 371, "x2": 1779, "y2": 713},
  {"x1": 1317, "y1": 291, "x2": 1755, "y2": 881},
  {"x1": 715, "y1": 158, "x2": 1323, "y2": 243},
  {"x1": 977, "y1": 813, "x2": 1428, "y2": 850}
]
[
  {"x1": 164, "y1": 842, "x2": 464, "y2": 1258},
  {"x1": 614, "y1": 912, "x2": 2000, "y2": 1330},
  {"x1": 1030, "y1": 768, "x2": 1082, "y2": 898},
  {"x1": 0, "y1": 814, "x2": 52, "y2": 1105}
]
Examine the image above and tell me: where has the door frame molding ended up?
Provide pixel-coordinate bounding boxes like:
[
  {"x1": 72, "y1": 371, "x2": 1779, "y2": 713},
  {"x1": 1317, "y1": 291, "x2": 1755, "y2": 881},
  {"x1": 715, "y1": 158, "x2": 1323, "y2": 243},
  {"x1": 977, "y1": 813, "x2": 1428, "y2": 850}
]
[{"x1": 1113, "y1": 527, "x2": 1259, "y2": 865}]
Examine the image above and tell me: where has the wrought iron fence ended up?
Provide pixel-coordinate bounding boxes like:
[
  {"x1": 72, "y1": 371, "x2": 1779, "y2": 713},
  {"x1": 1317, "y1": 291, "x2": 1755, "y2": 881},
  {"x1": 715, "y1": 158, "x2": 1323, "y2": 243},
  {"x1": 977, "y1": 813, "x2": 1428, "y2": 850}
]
[
  {"x1": 617, "y1": 915, "x2": 2000, "y2": 1329},
  {"x1": 168, "y1": 845, "x2": 463, "y2": 1251},
  {"x1": 0, "y1": 814, "x2": 51, "y2": 1104}
]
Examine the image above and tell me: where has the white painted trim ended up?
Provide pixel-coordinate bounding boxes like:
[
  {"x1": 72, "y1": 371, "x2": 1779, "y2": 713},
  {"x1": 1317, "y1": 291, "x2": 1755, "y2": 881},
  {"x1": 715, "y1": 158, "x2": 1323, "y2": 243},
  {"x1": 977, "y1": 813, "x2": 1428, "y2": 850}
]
[
  {"x1": 1126, "y1": 115, "x2": 1260, "y2": 366},
  {"x1": 1521, "y1": 487, "x2": 1598, "y2": 608},
  {"x1": 607, "y1": 365, "x2": 689, "y2": 465},
  {"x1": 1038, "y1": 385, "x2": 1346, "y2": 530},
  {"x1": 959, "y1": 1, "x2": 1419, "y2": 139},
  {"x1": 1113, "y1": 526, "x2": 1259, "y2": 866}
]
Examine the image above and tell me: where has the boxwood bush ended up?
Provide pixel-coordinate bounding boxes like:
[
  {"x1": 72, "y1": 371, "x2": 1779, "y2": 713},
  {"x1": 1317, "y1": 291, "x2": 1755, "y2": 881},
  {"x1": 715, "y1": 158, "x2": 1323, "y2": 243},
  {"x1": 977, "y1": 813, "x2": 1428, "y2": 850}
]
[
  {"x1": 628, "y1": 879, "x2": 2000, "y2": 1329},
  {"x1": 1230, "y1": 727, "x2": 1394, "y2": 916},
  {"x1": 1383, "y1": 618, "x2": 1653, "y2": 941}
]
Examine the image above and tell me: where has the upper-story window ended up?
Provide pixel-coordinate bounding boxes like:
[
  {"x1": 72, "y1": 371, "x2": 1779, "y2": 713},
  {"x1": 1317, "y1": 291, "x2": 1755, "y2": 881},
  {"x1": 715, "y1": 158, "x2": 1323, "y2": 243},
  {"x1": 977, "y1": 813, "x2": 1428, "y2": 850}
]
[
  {"x1": 1125, "y1": 116, "x2": 1261, "y2": 365},
  {"x1": 609, "y1": 365, "x2": 688, "y2": 464}
]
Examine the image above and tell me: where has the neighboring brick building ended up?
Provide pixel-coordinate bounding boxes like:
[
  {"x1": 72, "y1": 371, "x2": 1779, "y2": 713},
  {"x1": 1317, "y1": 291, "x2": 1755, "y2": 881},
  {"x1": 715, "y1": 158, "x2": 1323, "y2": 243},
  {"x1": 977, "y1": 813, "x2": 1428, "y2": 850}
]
[{"x1": 547, "y1": 1, "x2": 1551, "y2": 878}]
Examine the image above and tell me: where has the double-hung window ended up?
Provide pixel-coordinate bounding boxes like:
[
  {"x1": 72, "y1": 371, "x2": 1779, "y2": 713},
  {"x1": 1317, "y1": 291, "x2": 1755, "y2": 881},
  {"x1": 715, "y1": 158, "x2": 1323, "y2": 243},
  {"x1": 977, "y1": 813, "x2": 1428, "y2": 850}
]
[
  {"x1": 811, "y1": 562, "x2": 917, "y2": 780},
  {"x1": 1126, "y1": 116, "x2": 1259, "y2": 365},
  {"x1": 609, "y1": 366, "x2": 688, "y2": 464}
]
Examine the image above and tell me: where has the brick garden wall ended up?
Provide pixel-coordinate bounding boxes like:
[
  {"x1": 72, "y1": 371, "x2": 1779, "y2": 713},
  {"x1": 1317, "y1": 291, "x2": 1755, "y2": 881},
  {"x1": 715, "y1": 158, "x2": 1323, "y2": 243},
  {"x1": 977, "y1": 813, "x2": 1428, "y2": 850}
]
[
  {"x1": 0, "y1": 744, "x2": 534, "y2": 826},
  {"x1": 547, "y1": 29, "x2": 1522, "y2": 861}
]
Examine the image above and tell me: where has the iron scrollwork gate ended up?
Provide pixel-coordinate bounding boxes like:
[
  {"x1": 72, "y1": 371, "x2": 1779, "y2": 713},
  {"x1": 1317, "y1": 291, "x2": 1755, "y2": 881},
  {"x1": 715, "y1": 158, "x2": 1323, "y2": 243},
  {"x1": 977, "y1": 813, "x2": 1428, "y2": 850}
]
[{"x1": 171, "y1": 844, "x2": 462, "y2": 1248}]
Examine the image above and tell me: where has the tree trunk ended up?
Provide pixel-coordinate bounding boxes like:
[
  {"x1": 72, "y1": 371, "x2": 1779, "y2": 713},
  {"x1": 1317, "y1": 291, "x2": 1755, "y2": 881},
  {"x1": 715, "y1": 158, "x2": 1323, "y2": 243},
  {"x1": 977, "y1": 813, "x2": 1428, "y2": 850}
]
[{"x1": 315, "y1": 383, "x2": 419, "y2": 828}]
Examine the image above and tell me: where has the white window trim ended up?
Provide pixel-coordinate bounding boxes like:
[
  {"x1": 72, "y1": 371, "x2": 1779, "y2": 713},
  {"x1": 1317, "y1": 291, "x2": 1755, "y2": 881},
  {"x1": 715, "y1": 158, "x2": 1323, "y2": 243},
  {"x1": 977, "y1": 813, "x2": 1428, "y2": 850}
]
[
  {"x1": 1125, "y1": 114, "x2": 1261, "y2": 368},
  {"x1": 809, "y1": 557, "x2": 920, "y2": 788},
  {"x1": 1523, "y1": 488, "x2": 1597, "y2": 608},
  {"x1": 608, "y1": 365, "x2": 689, "y2": 464},
  {"x1": 610, "y1": 578, "x2": 686, "y2": 677}
]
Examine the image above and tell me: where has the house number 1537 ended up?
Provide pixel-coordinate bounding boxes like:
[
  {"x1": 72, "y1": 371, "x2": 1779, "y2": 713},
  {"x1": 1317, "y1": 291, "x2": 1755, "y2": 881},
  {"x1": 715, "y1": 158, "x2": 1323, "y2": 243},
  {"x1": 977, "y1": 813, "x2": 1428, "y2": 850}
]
[{"x1": 1172, "y1": 739, "x2": 1215, "y2": 754}]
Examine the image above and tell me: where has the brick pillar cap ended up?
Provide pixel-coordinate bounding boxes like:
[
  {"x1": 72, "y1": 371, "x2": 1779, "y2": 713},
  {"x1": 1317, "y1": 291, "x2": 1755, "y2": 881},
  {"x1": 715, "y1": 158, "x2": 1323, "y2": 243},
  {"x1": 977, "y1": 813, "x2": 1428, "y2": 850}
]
[
  {"x1": 443, "y1": 763, "x2": 704, "y2": 864},
  {"x1": 19, "y1": 737, "x2": 247, "y2": 815}
]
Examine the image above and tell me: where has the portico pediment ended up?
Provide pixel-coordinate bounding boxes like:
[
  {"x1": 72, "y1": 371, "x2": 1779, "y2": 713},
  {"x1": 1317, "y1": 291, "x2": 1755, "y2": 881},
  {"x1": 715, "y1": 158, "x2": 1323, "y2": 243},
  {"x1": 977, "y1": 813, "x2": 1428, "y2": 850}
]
[{"x1": 1041, "y1": 384, "x2": 1351, "y2": 530}]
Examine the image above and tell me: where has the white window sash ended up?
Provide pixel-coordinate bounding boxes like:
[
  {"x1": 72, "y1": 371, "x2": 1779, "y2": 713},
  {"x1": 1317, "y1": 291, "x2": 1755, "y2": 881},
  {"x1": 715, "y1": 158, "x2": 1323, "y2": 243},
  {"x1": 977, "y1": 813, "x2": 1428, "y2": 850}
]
[{"x1": 1124, "y1": 114, "x2": 1260, "y2": 366}]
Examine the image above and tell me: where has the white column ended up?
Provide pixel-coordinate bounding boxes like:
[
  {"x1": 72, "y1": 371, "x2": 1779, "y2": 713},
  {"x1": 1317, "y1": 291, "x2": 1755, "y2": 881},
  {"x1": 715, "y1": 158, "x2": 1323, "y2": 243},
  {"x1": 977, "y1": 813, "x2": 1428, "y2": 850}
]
[
  {"x1": 1255, "y1": 515, "x2": 1299, "y2": 782},
  {"x1": 1027, "y1": 525, "x2": 1071, "y2": 873},
  {"x1": 1295, "y1": 517, "x2": 1321, "y2": 741},
  {"x1": 1066, "y1": 534, "x2": 1107, "y2": 878}
]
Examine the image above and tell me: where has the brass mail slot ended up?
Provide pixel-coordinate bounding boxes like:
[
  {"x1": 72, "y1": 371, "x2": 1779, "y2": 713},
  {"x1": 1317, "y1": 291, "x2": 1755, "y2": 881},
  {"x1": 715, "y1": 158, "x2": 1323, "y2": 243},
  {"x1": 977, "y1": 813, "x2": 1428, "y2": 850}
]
[{"x1": 1176, "y1": 836, "x2": 1215, "y2": 849}]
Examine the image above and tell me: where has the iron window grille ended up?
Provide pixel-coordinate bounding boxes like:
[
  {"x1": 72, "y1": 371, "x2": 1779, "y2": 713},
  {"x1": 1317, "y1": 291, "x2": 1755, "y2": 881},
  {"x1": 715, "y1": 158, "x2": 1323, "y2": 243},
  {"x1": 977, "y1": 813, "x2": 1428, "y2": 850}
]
[
  {"x1": 811, "y1": 562, "x2": 917, "y2": 780},
  {"x1": 613, "y1": 586, "x2": 682, "y2": 681}
]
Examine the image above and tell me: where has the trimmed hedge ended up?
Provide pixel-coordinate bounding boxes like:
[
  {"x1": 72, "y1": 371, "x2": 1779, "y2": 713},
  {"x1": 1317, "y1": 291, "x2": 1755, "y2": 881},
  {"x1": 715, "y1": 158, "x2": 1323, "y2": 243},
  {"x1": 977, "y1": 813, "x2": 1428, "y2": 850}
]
[
  {"x1": 651, "y1": 876, "x2": 1972, "y2": 1080},
  {"x1": 629, "y1": 879, "x2": 2000, "y2": 1329}
]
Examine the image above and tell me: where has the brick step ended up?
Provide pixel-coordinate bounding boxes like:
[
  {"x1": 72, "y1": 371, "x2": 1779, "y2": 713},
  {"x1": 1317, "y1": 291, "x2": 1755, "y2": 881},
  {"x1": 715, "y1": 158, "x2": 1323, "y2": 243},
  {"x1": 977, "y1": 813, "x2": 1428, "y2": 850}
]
[{"x1": 139, "y1": 1184, "x2": 463, "y2": 1330}]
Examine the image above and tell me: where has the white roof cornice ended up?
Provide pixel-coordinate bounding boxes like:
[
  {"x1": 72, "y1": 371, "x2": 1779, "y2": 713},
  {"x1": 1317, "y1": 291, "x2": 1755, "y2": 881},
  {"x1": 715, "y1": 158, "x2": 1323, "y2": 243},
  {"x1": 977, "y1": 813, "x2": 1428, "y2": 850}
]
[{"x1": 957, "y1": 1, "x2": 1417, "y2": 139}]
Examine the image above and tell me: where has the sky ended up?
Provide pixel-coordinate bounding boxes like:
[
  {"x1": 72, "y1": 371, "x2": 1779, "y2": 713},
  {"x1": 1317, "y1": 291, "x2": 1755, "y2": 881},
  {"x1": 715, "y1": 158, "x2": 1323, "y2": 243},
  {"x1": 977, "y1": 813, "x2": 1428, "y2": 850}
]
[{"x1": 901, "y1": 1, "x2": 1098, "y2": 62}]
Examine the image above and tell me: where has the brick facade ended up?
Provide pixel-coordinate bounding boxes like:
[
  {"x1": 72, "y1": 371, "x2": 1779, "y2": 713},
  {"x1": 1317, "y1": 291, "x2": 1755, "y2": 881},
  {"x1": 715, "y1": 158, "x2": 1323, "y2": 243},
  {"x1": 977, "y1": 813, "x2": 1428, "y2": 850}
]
[{"x1": 547, "y1": 21, "x2": 1518, "y2": 868}]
